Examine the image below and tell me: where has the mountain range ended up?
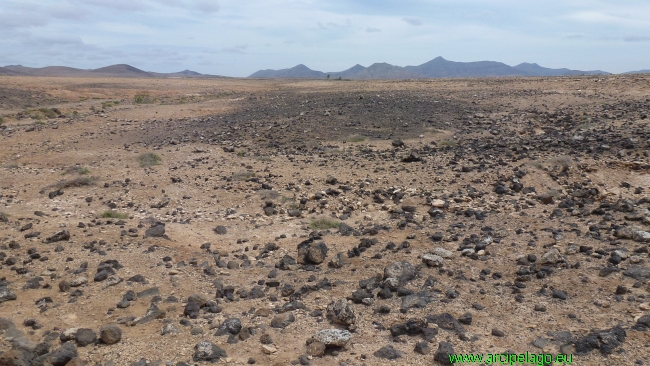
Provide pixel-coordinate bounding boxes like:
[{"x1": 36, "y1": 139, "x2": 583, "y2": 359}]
[
  {"x1": 249, "y1": 56, "x2": 613, "y2": 79},
  {"x1": 1, "y1": 58, "x2": 647, "y2": 79},
  {"x1": 0, "y1": 64, "x2": 223, "y2": 78}
]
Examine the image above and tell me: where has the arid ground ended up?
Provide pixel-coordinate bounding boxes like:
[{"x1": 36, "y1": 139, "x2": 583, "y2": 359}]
[{"x1": 1, "y1": 75, "x2": 650, "y2": 365}]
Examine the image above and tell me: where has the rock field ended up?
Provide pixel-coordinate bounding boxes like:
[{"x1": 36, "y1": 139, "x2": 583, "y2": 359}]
[{"x1": 0, "y1": 75, "x2": 649, "y2": 365}]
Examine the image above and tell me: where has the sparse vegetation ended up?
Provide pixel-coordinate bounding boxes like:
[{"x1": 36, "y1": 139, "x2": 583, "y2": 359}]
[
  {"x1": 63, "y1": 166, "x2": 90, "y2": 175},
  {"x1": 100, "y1": 210, "x2": 129, "y2": 219},
  {"x1": 134, "y1": 94, "x2": 154, "y2": 104},
  {"x1": 237, "y1": 150, "x2": 247, "y2": 157},
  {"x1": 310, "y1": 218, "x2": 340, "y2": 230},
  {"x1": 26, "y1": 108, "x2": 59, "y2": 120},
  {"x1": 101, "y1": 101, "x2": 120, "y2": 109},
  {"x1": 233, "y1": 171, "x2": 255, "y2": 181},
  {"x1": 424, "y1": 127, "x2": 442, "y2": 134},
  {"x1": 545, "y1": 189, "x2": 563, "y2": 198},
  {"x1": 0, "y1": 116, "x2": 4, "y2": 125},
  {"x1": 439, "y1": 139, "x2": 458, "y2": 147},
  {"x1": 0, "y1": 211, "x2": 9, "y2": 223},
  {"x1": 344, "y1": 134, "x2": 366, "y2": 142},
  {"x1": 38, "y1": 108, "x2": 58, "y2": 119},
  {"x1": 41, "y1": 176, "x2": 95, "y2": 193},
  {"x1": 258, "y1": 190, "x2": 279, "y2": 200},
  {"x1": 138, "y1": 152, "x2": 161, "y2": 167},
  {"x1": 548, "y1": 155, "x2": 573, "y2": 170}
]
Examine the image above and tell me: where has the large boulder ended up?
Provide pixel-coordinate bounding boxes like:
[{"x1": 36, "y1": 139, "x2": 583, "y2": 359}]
[
  {"x1": 326, "y1": 299, "x2": 356, "y2": 325},
  {"x1": 193, "y1": 341, "x2": 227, "y2": 362},
  {"x1": 297, "y1": 238, "x2": 329, "y2": 264},
  {"x1": 384, "y1": 261, "x2": 416, "y2": 283}
]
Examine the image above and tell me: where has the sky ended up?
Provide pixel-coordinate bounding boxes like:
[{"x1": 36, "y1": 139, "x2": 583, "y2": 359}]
[{"x1": 1, "y1": 0, "x2": 649, "y2": 76}]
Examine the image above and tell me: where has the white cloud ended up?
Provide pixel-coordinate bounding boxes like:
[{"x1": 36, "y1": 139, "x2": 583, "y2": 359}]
[
  {"x1": 402, "y1": 17, "x2": 423, "y2": 26},
  {"x1": 194, "y1": 0, "x2": 220, "y2": 14},
  {"x1": 222, "y1": 44, "x2": 248, "y2": 53}
]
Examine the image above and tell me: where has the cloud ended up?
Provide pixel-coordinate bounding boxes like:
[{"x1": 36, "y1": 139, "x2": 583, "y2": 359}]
[
  {"x1": 0, "y1": 10, "x2": 48, "y2": 30},
  {"x1": 366, "y1": 27, "x2": 381, "y2": 33},
  {"x1": 193, "y1": 0, "x2": 219, "y2": 14},
  {"x1": 624, "y1": 35, "x2": 650, "y2": 42},
  {"x1": 76, "y1": 0, "x2": 149, "y2": 12},
  {"x1": 222, "y1": 44, "x2": 248, "y2": 54},
  {"x1": 402, "y1": 17, "x2": 423, "y2": 26}
]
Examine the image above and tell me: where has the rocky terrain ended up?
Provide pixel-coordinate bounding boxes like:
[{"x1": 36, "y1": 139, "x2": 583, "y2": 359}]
[{"x1": 0, "y1": 74, "x2": 649, "y2": 365}]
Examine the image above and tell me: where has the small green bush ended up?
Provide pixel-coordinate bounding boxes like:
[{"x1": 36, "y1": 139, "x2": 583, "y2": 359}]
[
  {"x1": 0, "y1": 116, "x2": 4, "y2": 125},
  {"x1": 310, "y1": 218, "x2": 340, "y2": 230},
  {"x1": 38, "y1": 108, "x2": 58, "y2": 119},
  {"x1": 0, "y1": 211, "x2": 9, "y2": 223},
  {"x1": 138, "y1": 152, "x2": 161, "y2": 167},
  {"x1": 134, "y1": 94, "x2": 153, "y2": 104},
  {"x1": 100, "y1": 210, "x2": 128, "y2": 219}
]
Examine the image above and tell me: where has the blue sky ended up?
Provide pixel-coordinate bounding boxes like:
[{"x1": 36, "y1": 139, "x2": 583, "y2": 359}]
[{"x1": 1, "y1": 0, "x2": 649, "y2": 76}]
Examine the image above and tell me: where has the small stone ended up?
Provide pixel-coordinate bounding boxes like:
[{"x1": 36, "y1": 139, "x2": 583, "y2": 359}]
[
  {"x1": 216, "y1": 318, "x2": 242, "y2": 335},
  {"x1": 541, "y1": 248, "x2": 563, "y2": 264},
  {"x1": 326, "y1": 299, "x2": 356, "y2": 325},
  {"x1": 184, "y1": 302, "x2": 200, "y2": 319},
  {"x1": 297, "y1": 239, "x2": 329, "y2": 264},
  {"x1": 262, "y1": 345, "x2": 277, "y2": 354},
  {"x1": 414, "y1": 341, "x2": 431, "y2": 355},
  {"x1": 492, "y1": 329, "x2": 505, "y2": 337},
  {"x1": 374, "y1": 345, "x2": 402, "y2": 360},
  {"x1": 532, "y1": 337, "x2": 550, "y2": 349},
  {"x1": 433, "y1": 247, "x2": 453, "y2": 258},
  {"x1": 434, "y1": 342, "x2": 455, "y2": 365},
  {"x1": 213, "y1": 226, "x2": 228, "y2": 235},
  {"x1": 75, "y1": 328, "x2": 97, "y2": 347},
  {"x1": 270, "y1": 312, "x2": 295, "y2": 329},
  {"x1": 311, "y1": 329, "x2": 352, "y2": 346},
  {"x1": 458, "y1": 312, "x2": 472, "y2": 325},
  {"x1": 99, "y1": 324, "x2": 122, "y2": 345},
  {"x1": 193, "y1": 341, "x2": 227, "y2": 362},
  {"x1": 384, "y1": 261, "x2": 416, "y2": 282},
  {"x1": 422, "y1": 253, "x2": 444, "y2": 267},
  {"x1": 0, "y1": 286, "x2": 17, "y2": 303},
  {"x1": 552, "y1": 289, "x2": 568, "y2": 300},
  {"x1": 307, "y1": 341, "x2": 326, "y2": 357}
]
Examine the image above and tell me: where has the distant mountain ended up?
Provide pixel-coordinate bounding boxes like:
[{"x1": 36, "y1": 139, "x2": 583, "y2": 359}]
[
  {"x1": 404, "y1": 57, "x2": 520, "y2": 78},
  {"x1": 148, "y1": 69, "x2": 224, "y2": 78},
  {"x1": 1, "y1": 64, "x2": 221, "y2": 78},
  {"x1": 249, "y1": 64, "x2": 326, "y2": 78},
  {"x1": 248, "y1": 57, "x2": 611, "y2": 79},
  {"x1": 514, "y1": 63, "x2": 608, "y2": 76},
  {"x1": 0, "y1": 66, "x2": 22, "y2": 76},
  {"x1": 329, "y1": 63, "x2": 421, "y2": 79},
  {"x1": 91, "y1": 64, "x2": 153, "y2": 77},
  {"x1": 622, "y1": 69, "x2": 650, "y2": 75}
]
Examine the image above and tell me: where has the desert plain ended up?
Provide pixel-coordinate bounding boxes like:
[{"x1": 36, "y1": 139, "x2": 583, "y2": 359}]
[{"x1": 1, "y1": 74, "x2": 650, "y2": 365}]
